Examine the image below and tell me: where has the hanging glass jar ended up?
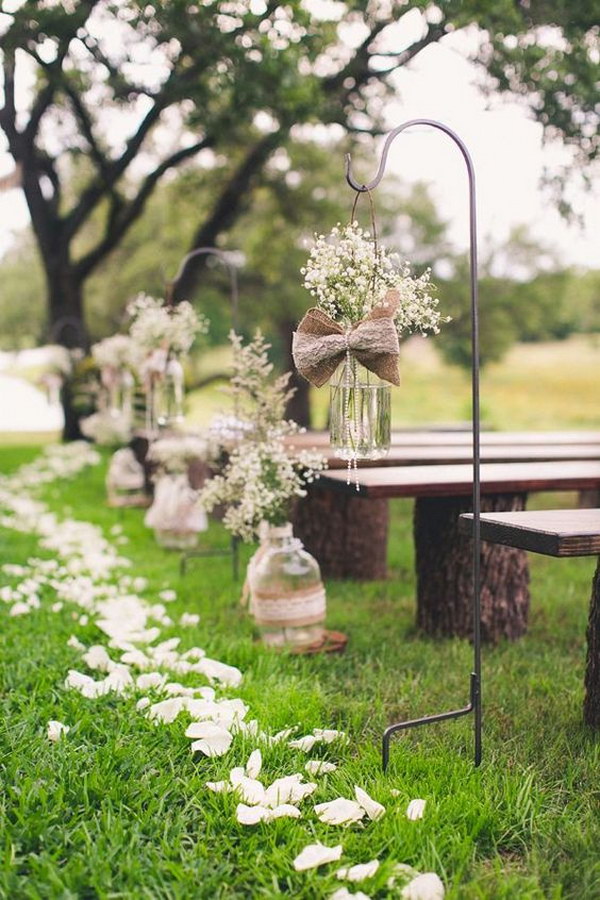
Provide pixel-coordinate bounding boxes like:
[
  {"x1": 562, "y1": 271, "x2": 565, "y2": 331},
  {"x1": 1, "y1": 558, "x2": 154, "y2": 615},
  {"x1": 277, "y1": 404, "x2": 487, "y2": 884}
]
[
  {"x1": 329, "y1": 357, "x2": 391, "y2": 462},
  {"x1": 144, "y1": 472, "x2": 207, "y2": 550},
  {"x1": 156, "y1": 356, "x2": 185, "y2": 430},
  {"x1": 120, "y1": 369, "x2": 135, "y2": 420},
  {"x1": 247, "y1": 522, "x2": 326, "y2": 649}
]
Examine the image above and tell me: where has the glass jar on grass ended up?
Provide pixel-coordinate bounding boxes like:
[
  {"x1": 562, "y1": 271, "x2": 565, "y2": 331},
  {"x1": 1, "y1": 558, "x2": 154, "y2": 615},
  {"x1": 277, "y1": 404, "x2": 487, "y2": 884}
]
[
  {"x1": 330, "y1": 357, "x2": 391, "y2": 462},
  {"x1": 144, "y1": 473, "x2": 207, "y2": 550},
  {"x1": 248, "y1": 522, "x2": 326, "y2": 649}
]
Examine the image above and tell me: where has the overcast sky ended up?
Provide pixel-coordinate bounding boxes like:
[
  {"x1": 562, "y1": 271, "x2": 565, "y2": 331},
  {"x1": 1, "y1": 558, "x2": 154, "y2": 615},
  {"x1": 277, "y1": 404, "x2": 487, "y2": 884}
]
[{"x1": 1, "y1": 22, "x2": 598, "y2": 270}]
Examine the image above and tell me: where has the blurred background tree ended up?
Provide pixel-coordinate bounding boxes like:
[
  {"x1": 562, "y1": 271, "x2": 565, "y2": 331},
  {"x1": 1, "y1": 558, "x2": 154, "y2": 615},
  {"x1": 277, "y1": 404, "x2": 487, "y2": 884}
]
[{"x1": 1, "y1": 0, "x2": 599, "y2": 431}]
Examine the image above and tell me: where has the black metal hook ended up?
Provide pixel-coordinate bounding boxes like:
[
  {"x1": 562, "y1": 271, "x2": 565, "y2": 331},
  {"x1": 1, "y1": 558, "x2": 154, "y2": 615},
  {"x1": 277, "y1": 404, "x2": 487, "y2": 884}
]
[{"x1": 167, "y1": 247, "x2": 240, "y2": 332}]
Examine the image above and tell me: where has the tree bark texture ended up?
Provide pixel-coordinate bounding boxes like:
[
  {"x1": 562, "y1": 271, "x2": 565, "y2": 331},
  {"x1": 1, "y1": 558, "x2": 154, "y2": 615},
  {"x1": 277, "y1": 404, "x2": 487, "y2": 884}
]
[
  {"x1": 414, "y1": 493, "x2": 530, "y2": 643},
  {"x1": 583, "y1": 557, "x2": 600, "y2": 729},
  {"x1": 46, "y1": 270, "x2": 88, "y2": 441},
  {"x1": 279, "y1": 317, "x2": 311, "y2": 428},
  {"x1": 293, "y1": 486, "x2": 389, "y2": 580}
]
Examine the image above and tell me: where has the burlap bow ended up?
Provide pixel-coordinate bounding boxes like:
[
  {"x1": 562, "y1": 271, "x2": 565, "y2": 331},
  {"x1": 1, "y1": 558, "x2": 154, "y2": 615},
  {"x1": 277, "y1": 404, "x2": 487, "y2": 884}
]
[{"x1": 292, "y1": 289, "x2": 401, "y2": 387}]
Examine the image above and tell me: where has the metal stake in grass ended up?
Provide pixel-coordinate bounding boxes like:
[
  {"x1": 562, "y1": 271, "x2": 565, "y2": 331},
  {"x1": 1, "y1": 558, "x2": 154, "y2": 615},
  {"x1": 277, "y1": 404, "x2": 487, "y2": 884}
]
[{"x1": 345, "y1": 118, "x2": 482, "y2": 771}]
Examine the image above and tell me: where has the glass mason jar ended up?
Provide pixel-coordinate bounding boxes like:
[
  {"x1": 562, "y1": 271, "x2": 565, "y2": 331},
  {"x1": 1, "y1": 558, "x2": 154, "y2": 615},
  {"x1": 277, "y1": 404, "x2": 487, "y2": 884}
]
[
  {"x1": 330, "y1": 357, "x2": 391, "y2": 461},
  {"x1": 156, "y1": 357, "x2": 185, "y2": 430},
  {"x1": 248, "y1": 522, "x2": 326, "y2": 649},
  {"x1": 144, "y1": 472, "x2": 207, "y2": 550},
  {"x1": 120, "y1": 369, "x2": 135, "y2": 419},
  {"x1": 106, "y1": 447, "x2": 149, "y2": 508}
]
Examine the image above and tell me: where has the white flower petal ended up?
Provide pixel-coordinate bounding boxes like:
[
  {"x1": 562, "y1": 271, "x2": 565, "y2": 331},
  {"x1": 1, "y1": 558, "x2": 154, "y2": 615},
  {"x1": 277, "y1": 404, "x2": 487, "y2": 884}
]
[
  {"x1": 288, "y1": 734, "x2": 318, "y2": 752},
  {"x1": 10, "y1": 601, "x2": 30, "y2": 616},
  {"x1": 148, "y1": 697, "x2": 186, "y2": 724},
  {"x1": 236, "y1": 803, "x2": 269, "y2": 825},
  {"x1": 180, "y1": 612, "x2": 200, "y2": 627},
  {"x1": 406, "y1": 799, "x2": 427, "y2": 821},
  {"x1": 268, "y1": 726, "x2": 297, "y2": 744},
  {"x1": 206, "y1": 780, "x2": 233, "y2": 793},
  {"x1": 390, "y1": 788, "x2": 401, "y2": 797},
  {"x1": 47, "y1": 720, "x2": 70, "y2": 742},
  {"x1": 232, "y1": 775, "x2": 266, "y2": 806},
  {"x1": 82, "y1": 645, "x2": 114, "y2": 672},
  {"x1": 67, "y1": 635, "x2": 86, "y2": 651},
  {"x1": 197, "y1": 657, "x2": 242, "y2": 687},
  {"x1": 305, "y1": 760, "x2": 337, "y2": 776},
  {"x1": 314, "y1": 728, "x2": 346, "y2": 744},
  {"x1": 315, "y1": 798, "x2": 365, "y2": 826},
  {"x1": 264, "y1": 774, "x2": 317, "y2": 808},
  {"x1": 293, "y1": 842, "x2": 343, "y2": 872},
  {"x1": 188, "y1": 722, "x2": 233, "y2": 757},
  {"x1": 330, "y1": 889, "x2": 372, "y2": 900},
  {"x1": 354, "y1": 786, "x2": 385, "y2": 821},
  {"x1": 336, "y1": 860, "x2": 379, "y2": 882},
  {"x1": 102, "y1": 664, "x2": 133, "y2": 694},
  {"x1": 245, "y1": 748, "x2": 262, "y2": 779},
  {"x1": 401, "y1": 873, "x2": 445, "y2": 900},
  {"x1": 267, "y1": 803, "x2": 302, "y2": 820},
  {"x1": 136, "y1": 672, "x2": 166, "y2": 690}
]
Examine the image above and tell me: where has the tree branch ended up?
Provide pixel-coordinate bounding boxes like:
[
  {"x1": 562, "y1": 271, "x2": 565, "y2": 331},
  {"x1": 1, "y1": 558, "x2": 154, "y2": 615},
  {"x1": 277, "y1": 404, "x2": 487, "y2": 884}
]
[
  {"x1": 75, "y1": 137, "x2": 213, "y2": 280},
  {"x1": 172, "y1": 130, "x2": 285, "y2": 300}
]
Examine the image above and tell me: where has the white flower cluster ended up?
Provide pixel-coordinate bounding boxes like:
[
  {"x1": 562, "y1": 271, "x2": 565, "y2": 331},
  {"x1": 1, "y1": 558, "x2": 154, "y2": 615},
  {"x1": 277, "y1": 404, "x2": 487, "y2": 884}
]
[
  {"x1": 200, "y1": 436, "x2": 325, "y2": 543},
  {"x1": 127, "y1": 293, "x2": 209, "y2": 357},
  {"x1": 301, "y1": 222, "x2": 447, "y2": 336},
  {"x1": 80, "y1": 411, "x2": 132, "y2": 447},
  {"x1": 228, "y1": 330, "x2": 294, "y2": 435},
  {"x1": 147, "y1": 434, "x2": 215, "y2": 474},
  {"x1": 91, "y1": 334, "x2": 135, "y2": 371},
  {"x1": 199, "y1": 331, "x2": 326, "y2": 541},
  {"x1": 0, "y1": 442, "x2": 100, "y2": 496}
]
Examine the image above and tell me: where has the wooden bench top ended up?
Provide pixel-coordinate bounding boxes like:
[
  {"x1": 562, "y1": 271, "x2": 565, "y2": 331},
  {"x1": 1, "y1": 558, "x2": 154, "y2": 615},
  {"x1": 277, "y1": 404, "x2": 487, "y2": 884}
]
[
  {"x1": 458, "y1": 508, "x2": 600, "y2": 557},
  {"x1": 317, "y1": 461, "x2": 600, "y2": 499},
  {"x1": 312, "y1": 444, "x2": 600, "y2": 469},
  {"x1": 289, "y1": 429, "x2": 600, "y2": 449}
]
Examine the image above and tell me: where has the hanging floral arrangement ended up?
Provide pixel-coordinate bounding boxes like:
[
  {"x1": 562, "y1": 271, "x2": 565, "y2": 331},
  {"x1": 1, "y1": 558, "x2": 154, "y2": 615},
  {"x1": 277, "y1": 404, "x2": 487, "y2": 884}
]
[
  {"x1": 127, "y1": 293, "x2": 209, "y2": 433},
  {"x1": 199, "y1": 331, "x2": 327, "y2": 649},
  {"x1": 294, "y1": 221, "x2": 449, "y2": 472}
]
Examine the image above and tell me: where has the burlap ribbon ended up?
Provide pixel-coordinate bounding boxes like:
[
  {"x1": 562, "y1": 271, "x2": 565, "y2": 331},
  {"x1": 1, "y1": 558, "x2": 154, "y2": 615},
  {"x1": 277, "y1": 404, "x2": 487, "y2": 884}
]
[{"x1": 292, "y1": 289, "x2": 401, "y2": 388}]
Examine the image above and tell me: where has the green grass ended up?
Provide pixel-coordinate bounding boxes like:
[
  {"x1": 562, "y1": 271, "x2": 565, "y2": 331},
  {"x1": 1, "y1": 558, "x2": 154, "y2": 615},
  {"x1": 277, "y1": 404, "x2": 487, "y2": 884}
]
[
  {"x1": 184, "y1": 335, "x2": 600, "y2": 431},
  {"x1": 1, "y1": 446, "x2": 600, "y2": 898}
]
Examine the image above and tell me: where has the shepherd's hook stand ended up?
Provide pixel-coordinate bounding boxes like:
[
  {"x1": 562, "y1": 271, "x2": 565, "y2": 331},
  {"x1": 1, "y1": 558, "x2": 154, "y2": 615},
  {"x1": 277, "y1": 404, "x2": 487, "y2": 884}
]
[
  {"x1": 345, "y1": 119, "x2": 482, "y2": 770},
  {"x1": 167, "y1": 246, "x2": 241, "y2": 580}
]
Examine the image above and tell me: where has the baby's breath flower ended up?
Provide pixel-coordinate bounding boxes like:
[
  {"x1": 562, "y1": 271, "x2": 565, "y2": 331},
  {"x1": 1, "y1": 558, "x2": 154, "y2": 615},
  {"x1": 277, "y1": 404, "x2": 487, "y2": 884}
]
[{"x1": 302, "y1": 222, "x2": 448, "y2": 336}]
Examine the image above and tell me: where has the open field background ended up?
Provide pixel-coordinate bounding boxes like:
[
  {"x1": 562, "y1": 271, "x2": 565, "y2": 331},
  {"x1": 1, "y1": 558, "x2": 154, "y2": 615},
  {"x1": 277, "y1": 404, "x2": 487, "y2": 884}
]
[{"x1": 186, "y1": 335, "x2": 600, "y2": 432}]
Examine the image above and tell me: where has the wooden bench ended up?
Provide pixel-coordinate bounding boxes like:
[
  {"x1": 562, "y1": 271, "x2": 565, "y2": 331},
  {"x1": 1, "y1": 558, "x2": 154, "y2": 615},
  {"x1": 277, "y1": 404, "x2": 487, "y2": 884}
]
[
  {"x1": 459, "y1": 508, "x2": 600, "y2": 727},
  {"x1": 294, "y1": 461, "x2": 600, "y2": 643}
]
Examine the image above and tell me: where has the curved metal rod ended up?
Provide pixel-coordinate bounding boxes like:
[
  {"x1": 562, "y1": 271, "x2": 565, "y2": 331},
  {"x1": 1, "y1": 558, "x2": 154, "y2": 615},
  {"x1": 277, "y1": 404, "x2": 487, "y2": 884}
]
[
  {"x1": 350, "y1": 120, "x2": 482, "y2": 768},
  {"x1": 167, "y1": 246, "x2": 240, "y2": 332}
]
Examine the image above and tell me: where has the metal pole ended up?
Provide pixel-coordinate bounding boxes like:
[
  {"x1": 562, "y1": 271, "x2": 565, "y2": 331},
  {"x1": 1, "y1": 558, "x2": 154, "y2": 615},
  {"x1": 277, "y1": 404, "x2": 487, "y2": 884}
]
[
  {"x1": 346, "y1": 119, "x2": 482, "y2": 769},
  {"x1": 166, "y1": 246, "x2": 240, "y2": 332}
]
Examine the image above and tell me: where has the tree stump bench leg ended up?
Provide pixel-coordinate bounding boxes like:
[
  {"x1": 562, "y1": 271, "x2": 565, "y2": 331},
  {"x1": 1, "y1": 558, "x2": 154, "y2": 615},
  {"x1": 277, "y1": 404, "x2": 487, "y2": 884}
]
[
  {"x1": 414, "y1": 493, "x2": 530, "y2": 643},
  {"x1": 584, "y1": 557, "x2": 600, "y2": 729},
  {"x1": 293, "y1": 487, "x2": 389, "y2": 580}
]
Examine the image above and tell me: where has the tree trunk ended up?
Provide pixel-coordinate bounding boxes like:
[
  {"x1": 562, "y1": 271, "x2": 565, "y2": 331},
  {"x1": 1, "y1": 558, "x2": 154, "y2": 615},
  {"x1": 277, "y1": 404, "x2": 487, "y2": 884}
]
[
  {"x1": 293, "y1": 486, "x2": 389, "y2": 580},
  {"x1": 278, "y1": 316, "x2": 311, "y2": 428},
  {"x1": 415, "y1": 493, "x2": 530, "y2": 643},
  {"x1": 46, "y1": 268, "x2": 88, "y2": 442},
  {"x1": 583, "y1": 557, "x2": 600, "y2": 728}
]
